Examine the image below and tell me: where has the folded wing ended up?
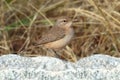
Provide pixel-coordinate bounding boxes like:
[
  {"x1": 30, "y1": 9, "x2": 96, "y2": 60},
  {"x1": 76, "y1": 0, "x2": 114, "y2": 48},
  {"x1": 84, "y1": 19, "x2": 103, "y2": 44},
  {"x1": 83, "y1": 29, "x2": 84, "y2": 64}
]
[{"x1": 38, "y1": 27, "x2": 65, "y2": 44}]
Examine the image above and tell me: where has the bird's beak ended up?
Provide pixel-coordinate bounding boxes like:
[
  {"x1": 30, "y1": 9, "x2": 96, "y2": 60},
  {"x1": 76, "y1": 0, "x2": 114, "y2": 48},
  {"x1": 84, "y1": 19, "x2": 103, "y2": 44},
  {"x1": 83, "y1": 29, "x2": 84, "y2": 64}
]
[{"x1": 66, "y1": 21, "x2": 72, "y2": 28}]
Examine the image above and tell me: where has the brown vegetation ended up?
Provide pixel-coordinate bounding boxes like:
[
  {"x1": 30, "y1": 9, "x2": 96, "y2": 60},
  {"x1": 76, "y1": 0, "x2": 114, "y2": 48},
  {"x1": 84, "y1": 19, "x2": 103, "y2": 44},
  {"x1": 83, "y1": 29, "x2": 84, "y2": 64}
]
[{"x1": 0, "y1": 0, "x2": 120, "y2": 61}]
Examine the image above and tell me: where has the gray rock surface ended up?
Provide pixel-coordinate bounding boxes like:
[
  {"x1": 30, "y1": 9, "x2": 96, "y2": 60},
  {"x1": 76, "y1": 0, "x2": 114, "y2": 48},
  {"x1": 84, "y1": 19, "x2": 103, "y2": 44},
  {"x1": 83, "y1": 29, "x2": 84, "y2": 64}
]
[{"x1": 0, "y1": 54, "x2": 120, "y2": 80}]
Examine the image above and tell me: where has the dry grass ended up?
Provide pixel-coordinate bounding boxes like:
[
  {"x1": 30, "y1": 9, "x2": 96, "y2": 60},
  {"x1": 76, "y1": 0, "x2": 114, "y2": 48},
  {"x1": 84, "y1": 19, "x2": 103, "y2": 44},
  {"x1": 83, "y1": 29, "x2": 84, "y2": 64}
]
[{"x1": 0, "y1": 0, "x2": 120, "y2": 61}]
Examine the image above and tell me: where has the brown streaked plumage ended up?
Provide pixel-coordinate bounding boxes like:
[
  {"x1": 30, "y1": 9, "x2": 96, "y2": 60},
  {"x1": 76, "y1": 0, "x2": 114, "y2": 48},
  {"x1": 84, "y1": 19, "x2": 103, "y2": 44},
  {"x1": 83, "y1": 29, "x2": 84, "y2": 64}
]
[
  {"x1": 38, "y1": 18, "x2": 74, "y2": 50},
  {"x1": 38, "y1": 27, "x2": 65, "y2": 44}
]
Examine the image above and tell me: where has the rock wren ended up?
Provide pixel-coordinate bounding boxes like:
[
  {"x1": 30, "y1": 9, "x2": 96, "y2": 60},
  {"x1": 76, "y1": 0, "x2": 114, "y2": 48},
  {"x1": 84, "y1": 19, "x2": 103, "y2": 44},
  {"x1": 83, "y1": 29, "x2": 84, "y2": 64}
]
[{"x1": 37, "y1": 18, "x2": 74, "y2": 51}]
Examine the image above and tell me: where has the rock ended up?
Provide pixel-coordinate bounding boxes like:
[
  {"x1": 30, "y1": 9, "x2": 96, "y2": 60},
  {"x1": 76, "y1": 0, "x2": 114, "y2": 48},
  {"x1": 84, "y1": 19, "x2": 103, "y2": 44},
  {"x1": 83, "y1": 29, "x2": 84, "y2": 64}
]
[{"x1": 0, "y1": 54, "x2": 120, "y2": 80}]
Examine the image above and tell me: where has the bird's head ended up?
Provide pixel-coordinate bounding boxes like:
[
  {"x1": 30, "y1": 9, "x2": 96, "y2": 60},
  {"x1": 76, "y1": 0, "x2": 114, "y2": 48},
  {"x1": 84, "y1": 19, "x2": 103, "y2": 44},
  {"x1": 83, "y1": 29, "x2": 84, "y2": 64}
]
[{"x1": 55, "y1": 19, "x2": 72, "y2": 29}]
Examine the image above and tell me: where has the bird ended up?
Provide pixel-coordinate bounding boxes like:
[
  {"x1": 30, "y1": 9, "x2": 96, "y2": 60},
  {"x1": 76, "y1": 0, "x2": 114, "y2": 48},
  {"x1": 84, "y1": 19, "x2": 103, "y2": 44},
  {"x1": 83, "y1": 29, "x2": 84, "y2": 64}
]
[{"x1": 37, "y1": 18, "x2": 74, "y2": 52}]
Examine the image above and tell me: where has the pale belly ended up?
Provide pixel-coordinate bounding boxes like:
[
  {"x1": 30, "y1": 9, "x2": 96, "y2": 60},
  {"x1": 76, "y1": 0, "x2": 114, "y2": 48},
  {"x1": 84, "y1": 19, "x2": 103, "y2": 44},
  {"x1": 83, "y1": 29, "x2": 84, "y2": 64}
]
[{"x1": 44, "y1": 28, "x2": 74, "y2": 50}]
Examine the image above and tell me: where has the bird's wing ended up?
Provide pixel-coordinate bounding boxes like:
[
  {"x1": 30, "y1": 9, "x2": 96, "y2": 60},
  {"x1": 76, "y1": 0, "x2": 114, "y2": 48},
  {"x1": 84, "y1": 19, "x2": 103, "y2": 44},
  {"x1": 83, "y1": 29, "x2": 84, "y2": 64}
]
[{"x1": 38, "y1": 27, "x2": 65, "y2": 44}]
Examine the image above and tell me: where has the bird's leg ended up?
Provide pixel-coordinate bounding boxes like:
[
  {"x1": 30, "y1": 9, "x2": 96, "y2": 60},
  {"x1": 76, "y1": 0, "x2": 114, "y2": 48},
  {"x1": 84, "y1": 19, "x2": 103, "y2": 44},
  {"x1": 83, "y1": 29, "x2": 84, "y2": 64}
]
[
  {"x1": 52, "y1": 49, "x2": 62, "y2": 58},
  {"x1": 43, "y1": 47, "x2": 60, "y2": 57}
]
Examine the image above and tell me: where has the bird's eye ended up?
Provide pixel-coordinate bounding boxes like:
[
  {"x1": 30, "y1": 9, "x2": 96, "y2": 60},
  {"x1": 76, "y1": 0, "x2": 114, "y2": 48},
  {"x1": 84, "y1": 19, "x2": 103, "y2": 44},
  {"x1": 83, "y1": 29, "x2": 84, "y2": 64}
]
[{"x1": 63, "y1": 19, "x2": 67, "y2": 22}]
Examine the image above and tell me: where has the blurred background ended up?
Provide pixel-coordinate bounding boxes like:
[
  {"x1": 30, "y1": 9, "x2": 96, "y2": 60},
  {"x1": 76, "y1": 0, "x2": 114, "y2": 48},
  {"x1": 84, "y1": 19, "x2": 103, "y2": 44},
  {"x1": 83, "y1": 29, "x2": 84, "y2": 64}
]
[{"x1": 0, "y1": 0, "x2": 120, "y2": 61}]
